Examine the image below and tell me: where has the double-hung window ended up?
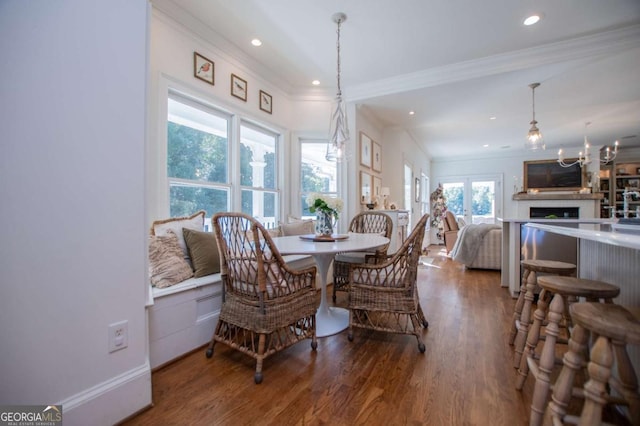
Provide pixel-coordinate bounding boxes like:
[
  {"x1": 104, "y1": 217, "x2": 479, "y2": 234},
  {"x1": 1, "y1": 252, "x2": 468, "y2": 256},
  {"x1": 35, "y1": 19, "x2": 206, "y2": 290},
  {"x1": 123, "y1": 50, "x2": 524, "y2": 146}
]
[{"x1": 167, "y1": 91, "x2": 280, "y2": 228}]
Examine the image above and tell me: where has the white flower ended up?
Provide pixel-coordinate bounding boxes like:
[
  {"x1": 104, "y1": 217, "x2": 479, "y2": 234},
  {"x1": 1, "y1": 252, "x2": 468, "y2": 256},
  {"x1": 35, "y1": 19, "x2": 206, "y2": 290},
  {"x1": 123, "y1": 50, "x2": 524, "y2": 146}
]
[{"x1": 306, "y1": 193, "x2": 343, "y2": 218}]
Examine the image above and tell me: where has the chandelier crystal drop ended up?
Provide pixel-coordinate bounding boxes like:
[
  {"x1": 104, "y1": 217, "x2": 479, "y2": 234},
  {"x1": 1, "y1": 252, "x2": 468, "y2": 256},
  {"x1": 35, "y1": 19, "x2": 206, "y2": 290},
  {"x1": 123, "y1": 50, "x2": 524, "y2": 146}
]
[{"x1": 326, "y1": 12, "x2": 349, "y2": 162}]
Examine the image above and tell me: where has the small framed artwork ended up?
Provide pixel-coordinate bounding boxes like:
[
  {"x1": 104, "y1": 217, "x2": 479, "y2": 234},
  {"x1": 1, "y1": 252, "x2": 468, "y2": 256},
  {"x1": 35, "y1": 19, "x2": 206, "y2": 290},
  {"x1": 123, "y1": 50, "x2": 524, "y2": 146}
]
[
  {"x1": 373, "y1": 176, "x2": 382, "y2": 200},
  {"x1": 636, "y1": 167, "x2": 640, "y2": 175},
  {"x1": 415, "y1": 177, "x2": 421, "y2": 202},
  {"x1": 372, "y1": 141, "x2": 382, "y2": 172},
  {"x1": 230, "y1": 74, "x2": 247, "y2": 101},
  {"x1": 629, "y1": 179, "x2": 640, "y2": 189},
  {"x1": 360, "y1": 171, "x2": 372, "y2": 204},
  {"x1": 259, "y1": 90, "x2": 272, "y2": 114},
  {"x1": 360, "y1": 132, "x2": 372, "y2": 168},
  {"x1": 193, "y1": 52, "x2": 214, "y2": 85}
]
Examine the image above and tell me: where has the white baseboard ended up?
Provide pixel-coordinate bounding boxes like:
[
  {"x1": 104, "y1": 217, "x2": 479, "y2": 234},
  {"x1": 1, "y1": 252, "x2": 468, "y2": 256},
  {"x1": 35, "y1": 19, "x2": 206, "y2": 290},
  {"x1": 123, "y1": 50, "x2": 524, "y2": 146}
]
[{"x1": 58, "y1": 362, "x2": 151, "y2": 426}]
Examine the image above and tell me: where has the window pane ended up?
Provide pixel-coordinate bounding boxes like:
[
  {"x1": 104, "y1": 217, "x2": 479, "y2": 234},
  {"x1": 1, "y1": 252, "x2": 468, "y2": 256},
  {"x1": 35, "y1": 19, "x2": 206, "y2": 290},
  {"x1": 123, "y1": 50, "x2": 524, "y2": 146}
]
[
  {"x1": 169, "y1": 184, "x2": 228, "y2": 220},
  {"x1": 241, "y1": 189, "x2": 277, "y2": 228},
  {"x1": 240, "y1": 123, "x2": 277, "y2": 190},
  {"x1": 300, "y1": 140, "x2": 337, "y2": 218}
]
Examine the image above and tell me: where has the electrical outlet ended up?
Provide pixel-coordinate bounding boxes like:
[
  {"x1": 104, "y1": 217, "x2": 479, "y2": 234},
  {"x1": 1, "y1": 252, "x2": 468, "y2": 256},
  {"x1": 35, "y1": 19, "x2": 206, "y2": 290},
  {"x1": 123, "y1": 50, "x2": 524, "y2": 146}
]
[{"x1": 108, "y1": 320, "x2": 128, "y2": 353}]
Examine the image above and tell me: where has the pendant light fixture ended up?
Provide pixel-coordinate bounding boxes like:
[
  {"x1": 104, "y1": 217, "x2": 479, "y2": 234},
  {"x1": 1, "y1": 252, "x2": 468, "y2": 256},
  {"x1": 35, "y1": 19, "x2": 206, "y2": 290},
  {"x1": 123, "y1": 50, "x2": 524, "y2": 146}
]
[
  {"x1": 326, "y1": 12, "x2": 349, "y2": 162},
  {"x1": 525, "y1": 82, "x2": 545, "y2": 150}
]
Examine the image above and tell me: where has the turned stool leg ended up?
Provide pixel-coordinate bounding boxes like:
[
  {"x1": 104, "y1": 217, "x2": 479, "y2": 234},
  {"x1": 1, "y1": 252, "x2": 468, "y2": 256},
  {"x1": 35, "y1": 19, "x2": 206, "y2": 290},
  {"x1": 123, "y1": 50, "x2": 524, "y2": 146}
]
[
  {"x1": 529, "y1": 293, "x2": 564, "y2": 426},
  {"x1": 544, "y1": 324, "x2": 589, "y2": 425},
  {"x1": 514, "y1": 270, "x2": 537, "y2": 368},
  {"x1": 580, "y1": 336, "x2": 614, "y2": 426},
  {"x1": 516, "y1": 288, "x2": 549, "y2": 390},
  {"x1": 510, "y1": 269, "x2": 530, "y2": 345},
  {"x1": 612, "y1": 339, "x2": 640, "y2": 424}
]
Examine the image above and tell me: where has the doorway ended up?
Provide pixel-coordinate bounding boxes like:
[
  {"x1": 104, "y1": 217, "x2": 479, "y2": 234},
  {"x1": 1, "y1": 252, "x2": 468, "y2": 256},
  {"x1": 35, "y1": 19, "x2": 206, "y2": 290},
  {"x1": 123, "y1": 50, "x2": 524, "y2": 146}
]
[{"x1": 440, "y1": 174, "x2": 502, "y2": 225}]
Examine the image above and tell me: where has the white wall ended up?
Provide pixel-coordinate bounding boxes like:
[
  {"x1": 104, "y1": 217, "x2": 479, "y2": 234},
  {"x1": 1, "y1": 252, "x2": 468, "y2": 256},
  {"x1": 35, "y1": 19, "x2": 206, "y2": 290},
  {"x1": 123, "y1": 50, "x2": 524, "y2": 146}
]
[
  {"x1": 0, "y1": 1, "x2": 151, "y2": 424},
  {"x1": 431, "y1": 149, "x2": 581, "y2": 220},
  {"x1": 381, "y1": 127, "x2": 431, "y2": 227}
]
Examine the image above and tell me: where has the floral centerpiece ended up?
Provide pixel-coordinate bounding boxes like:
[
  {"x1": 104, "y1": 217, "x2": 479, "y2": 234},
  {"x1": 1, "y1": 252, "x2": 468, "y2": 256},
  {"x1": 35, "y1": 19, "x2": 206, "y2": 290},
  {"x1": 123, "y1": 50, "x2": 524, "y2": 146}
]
[{"x1": 306, "y1": 193, "x2": 343, "y2": 237}]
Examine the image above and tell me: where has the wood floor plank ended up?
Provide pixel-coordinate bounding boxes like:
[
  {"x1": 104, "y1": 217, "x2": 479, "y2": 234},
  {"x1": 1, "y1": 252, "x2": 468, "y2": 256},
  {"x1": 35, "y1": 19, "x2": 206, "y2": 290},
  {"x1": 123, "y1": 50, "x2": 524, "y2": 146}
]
[{"x1": 123, "y1": 246, "x2": 542, "y2": 426}]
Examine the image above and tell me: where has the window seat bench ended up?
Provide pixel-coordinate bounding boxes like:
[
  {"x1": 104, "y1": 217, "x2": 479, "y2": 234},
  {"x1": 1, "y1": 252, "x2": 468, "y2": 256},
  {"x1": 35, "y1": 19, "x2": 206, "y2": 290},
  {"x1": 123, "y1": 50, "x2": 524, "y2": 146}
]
[{"x1": 147, "y1": 254, "x2": 317, "y2": 369}]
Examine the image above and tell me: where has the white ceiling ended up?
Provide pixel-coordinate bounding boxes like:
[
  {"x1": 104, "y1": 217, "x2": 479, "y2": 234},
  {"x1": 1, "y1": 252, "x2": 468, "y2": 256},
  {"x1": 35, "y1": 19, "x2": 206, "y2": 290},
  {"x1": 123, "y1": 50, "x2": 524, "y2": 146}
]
[{"x1": 153, "y1": 0, "x2": 640, "y2": 161}]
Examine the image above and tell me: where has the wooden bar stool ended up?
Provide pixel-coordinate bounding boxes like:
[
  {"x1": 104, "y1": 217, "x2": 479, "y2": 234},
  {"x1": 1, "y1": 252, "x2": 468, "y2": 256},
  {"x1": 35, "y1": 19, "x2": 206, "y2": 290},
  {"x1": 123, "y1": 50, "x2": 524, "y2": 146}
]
[
  {"x1": 516, "y1": 276, "x2": 620, "y2": 426},
  {"x1": 511, "y1": 259, "x2": 577, "y2": 369},
  {"x1": 545, "y1": 302, "x2": 640, "y2": 426}
]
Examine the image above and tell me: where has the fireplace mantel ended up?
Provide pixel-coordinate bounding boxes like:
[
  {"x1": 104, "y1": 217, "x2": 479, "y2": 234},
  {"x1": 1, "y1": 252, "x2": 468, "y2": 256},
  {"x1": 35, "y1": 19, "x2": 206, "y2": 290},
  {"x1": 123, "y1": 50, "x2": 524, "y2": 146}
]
[{"x1": 513, "y1": 193, "x2": 603, "y2": 201}]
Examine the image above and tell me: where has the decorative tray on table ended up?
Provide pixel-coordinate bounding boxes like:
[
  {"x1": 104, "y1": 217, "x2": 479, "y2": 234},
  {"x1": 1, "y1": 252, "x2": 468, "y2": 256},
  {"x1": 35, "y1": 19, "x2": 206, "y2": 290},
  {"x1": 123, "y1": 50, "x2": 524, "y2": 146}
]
[{"x1": 299, "y1": 234, "x2": 349, "y2": 242}]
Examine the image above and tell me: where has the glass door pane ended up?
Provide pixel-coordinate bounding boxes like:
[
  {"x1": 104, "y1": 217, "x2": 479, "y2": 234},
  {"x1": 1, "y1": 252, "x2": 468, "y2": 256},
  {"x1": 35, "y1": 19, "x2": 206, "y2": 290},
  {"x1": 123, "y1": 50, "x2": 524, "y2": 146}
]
[{"x1": 471, "y1": 180, "x2": 496, "y2": 224}]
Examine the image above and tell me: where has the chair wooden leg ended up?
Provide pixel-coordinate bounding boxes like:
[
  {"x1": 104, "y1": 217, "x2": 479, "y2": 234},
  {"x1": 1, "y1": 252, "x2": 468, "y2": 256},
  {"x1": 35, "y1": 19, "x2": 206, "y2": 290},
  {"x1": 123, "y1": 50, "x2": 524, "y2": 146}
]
[
  {"x1": 514, "y1": 270, "x2": 536, "y2": 368},
  {"x1": 545, "y1": 324, "x2": 588, "y2": 424},
  {"x1": 580, "y1": 336, "x2": 613, "y2": 426},
  {"x1": 510, "y1": 269, "x2": 529, "y2": 345},
  {"x1": 254, "y1": 334, "x2": 266, "y2": 384},
  {"x1": 529, "y1": 293, "x2": 564, "y2": 426}
]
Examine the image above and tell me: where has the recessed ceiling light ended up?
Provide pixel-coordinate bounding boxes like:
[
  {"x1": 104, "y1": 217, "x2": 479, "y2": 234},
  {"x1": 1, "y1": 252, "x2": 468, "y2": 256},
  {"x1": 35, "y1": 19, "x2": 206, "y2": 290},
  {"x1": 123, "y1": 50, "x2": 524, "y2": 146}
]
[
  {"x1": 489, "y1": 116, "x2": 497, "y2": 120},
  {"x1": 409, "y1": 111, "x2": 415, "y2": 116},
  {"x1": 483, "y1": 144, "x2": 490, "y2": 148},
  {"x1": 251, "y1": 38, "x2": 262, "y2": 46},
  {"x1": 312, "y1": 80, "x2": 320, "y2": 86},
  {"x1": 523, "y1": 15, "x2": 541, "y2": 26}
]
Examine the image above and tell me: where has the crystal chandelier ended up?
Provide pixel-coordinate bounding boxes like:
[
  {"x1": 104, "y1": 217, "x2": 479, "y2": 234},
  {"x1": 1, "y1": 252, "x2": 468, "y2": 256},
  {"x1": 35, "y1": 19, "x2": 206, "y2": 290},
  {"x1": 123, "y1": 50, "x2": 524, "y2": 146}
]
[
  {"x1": 525, "y1": 83, "x2": 545, "y2": 150},
  {"x1": 557, "y1": 122, "x2": 619, "y2": 168},
  {"x1": 326, "y1": 13, "x2": 349, "y2": 162}
]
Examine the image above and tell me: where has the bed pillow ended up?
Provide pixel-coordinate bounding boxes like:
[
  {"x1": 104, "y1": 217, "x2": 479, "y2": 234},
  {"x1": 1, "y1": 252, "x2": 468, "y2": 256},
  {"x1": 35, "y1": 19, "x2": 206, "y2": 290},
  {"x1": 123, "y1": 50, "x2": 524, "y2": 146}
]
[
  {"x1": 183, "y1": 228, "x2": 221, "y2": 277},
  {"x1": 151, "y1": 211, "x2": 206, "y2": 263},
  {"x1": 148, "y1": 230, "x2": 194, "y2": 288}
]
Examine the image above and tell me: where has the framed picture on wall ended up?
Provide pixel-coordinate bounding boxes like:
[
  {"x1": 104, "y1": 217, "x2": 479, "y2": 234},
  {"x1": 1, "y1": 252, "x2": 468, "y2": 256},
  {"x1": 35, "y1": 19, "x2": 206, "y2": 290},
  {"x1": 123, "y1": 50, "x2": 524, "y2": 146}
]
[
  {"x1": 230, "y1": 73, "x2": 247, "y2": 101},
  {"x1": 193, "y1": 52, "x2": 214, "y2": 85},
  {"x1": 373, "y1": 176, "x2": 382, "y2": 200},
  {"x1": 360, "y1": 132, "x2": 372, "y2": 168},
  {"x1": 372, "y1": 142, "x2": 382, "y2": 172},
  {"x1": 360, "y1": 171, "x2": 372, "y2": 204},
  {"x1": 259, "y1": 90, "x2": 272, "y2": 114}
]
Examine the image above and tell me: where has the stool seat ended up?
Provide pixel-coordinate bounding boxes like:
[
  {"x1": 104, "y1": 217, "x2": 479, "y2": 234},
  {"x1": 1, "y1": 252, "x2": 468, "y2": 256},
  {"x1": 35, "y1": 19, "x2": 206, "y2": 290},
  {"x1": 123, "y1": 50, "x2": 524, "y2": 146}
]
[
  {"x1": 520, "y1": 259, "x2": 577, "y2": 275},
  {"x1": 537, "y1": 276, "x2": 620, "y2": 300},
  {"x1": 570, "y1": 302, "x2": 640, "y2": 344}
]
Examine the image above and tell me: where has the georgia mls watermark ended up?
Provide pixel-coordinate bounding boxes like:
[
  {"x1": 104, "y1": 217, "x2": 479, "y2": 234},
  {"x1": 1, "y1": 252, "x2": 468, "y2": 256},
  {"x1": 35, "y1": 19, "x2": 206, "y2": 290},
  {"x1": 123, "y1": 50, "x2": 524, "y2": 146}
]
[{"x1": 0, "y1": 405, "x2": 62, "y2": 426}]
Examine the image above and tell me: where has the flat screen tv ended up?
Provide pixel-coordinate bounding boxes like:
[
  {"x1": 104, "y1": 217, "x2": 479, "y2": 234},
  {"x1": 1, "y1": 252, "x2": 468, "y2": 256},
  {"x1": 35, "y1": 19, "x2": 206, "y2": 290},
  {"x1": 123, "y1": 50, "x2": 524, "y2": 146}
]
[{"x1": 523, "y1": 159, "x2": 585, "y2": 191}]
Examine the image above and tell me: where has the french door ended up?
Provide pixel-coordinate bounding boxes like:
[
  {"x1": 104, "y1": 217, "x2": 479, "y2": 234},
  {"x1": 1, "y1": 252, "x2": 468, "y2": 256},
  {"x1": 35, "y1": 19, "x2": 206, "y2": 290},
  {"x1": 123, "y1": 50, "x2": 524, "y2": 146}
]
[{"x1": 441, "y1": 175, "x2": 502, "y2": 225}]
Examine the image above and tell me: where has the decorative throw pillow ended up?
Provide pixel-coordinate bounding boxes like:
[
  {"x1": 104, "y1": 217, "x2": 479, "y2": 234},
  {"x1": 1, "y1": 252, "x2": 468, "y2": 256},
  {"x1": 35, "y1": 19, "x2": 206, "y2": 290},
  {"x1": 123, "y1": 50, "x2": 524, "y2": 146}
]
[
  {"x1": 279, "y1": 219, "x2": 314, "y2": 236},
  {"x1": 151, "y1": 211, "x2": 206, "y2": 263},
  {"x1": 148, "y1": 230, "x2": 194, "y2": 288},
  {"x1": 183, "y1": 228, "x2": 221, "y2": 278}
]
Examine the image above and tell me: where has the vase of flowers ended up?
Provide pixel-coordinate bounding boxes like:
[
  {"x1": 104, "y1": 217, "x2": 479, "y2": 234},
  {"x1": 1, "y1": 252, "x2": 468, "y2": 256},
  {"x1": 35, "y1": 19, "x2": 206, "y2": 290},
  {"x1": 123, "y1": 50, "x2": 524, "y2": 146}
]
[{"x1": 306, "y1": 193, "x2": 343, "y2": 237}]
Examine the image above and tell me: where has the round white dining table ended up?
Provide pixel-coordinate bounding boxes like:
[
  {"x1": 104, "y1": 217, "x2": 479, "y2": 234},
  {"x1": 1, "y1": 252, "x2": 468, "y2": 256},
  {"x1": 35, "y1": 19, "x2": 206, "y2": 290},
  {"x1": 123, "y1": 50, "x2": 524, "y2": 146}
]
[{"x1": 272, "y1": 233, "x2": 389, "y2": 337}]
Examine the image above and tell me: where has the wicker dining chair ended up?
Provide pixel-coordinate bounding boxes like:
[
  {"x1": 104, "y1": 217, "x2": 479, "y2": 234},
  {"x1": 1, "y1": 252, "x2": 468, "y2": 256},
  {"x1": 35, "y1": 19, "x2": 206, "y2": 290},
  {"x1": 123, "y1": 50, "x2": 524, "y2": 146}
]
[
  {"x1": 332, "y1": 211, "x2": 393, "y2": 302},
  {"x1": 347, "y1": 213, "x2": 430, "y2": 352},
  {"x1": 206, "y1": 212, "x2": 318, "y2": 384}
]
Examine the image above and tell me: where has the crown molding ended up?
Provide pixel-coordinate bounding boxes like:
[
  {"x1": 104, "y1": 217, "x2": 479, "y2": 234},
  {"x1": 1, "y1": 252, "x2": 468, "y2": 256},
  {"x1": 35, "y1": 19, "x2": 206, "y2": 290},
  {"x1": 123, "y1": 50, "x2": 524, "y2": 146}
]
[{"x1": 346, "y1": 24, "x2": 640, "y2": 102}]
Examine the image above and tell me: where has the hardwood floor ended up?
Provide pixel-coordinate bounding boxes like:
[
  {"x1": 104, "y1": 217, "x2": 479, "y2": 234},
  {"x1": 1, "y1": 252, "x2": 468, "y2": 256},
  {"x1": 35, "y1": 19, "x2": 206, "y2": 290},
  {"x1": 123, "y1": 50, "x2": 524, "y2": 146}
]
[{"x1": 124, "y1": 246, "x2": 536, "y2": 425}]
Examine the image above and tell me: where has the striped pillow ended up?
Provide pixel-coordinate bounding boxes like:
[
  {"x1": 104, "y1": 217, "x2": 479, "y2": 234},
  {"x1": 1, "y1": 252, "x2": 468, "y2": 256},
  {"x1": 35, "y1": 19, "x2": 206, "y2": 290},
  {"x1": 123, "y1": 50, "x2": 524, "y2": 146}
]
[{"x1": 149, "y1": 230, "x2": 194, "y2": 288}]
